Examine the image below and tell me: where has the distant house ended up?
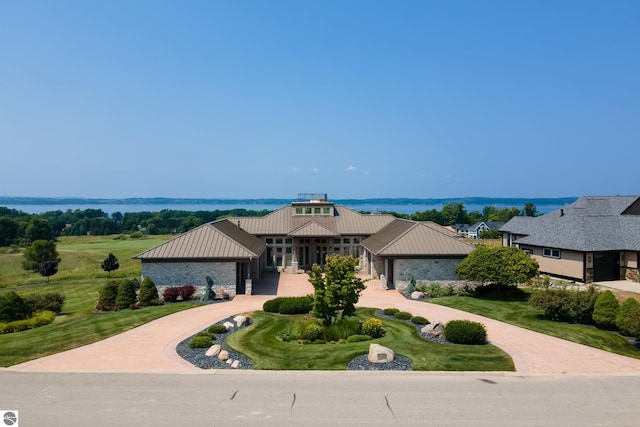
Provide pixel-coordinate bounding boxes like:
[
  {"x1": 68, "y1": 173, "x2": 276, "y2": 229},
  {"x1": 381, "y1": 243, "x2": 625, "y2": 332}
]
[
  {"x1": 134, "y1": 194, "x2": 474, "y2": 296},
  {"x1": 466, "y1": 221, "x2": 505, "y2": 239},
  {"x1": 500, "y1": 196, "x2": 640, "y2": 283}
]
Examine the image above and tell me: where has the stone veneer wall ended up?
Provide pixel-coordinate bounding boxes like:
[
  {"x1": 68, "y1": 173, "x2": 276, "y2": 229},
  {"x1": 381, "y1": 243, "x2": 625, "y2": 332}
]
[
  {"x1": 141, "y1": 260, "x2": 237, "y2": 298},
  {"x1": 394, "y1": 258, "x2": 463, "y2": 293},
  {"x1": 626, "y1": 267, "x2": 640, "y2": 282}
]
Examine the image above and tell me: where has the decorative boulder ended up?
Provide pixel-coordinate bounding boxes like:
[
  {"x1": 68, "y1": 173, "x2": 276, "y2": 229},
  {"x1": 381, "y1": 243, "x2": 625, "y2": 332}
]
[
  {"x1": 231, "y1": 360, "x2": 241, "y2": 369},
  {"x1": 205, "y1": 344, "x2": 222, "y2": 357},
  {"x1": 367, "y1": 343, "x2": 395, "y2": 364},
  {"x1": 234, "y1": 315, "x2": 248, "y2": 327},
  {"x1": 411, "y1": 291, "x2": 424, "y2": 300},
  {"x1": 223, "y1": 321, "x2": 235, "y2": 330},
  {"x1": 218, "y1": 350, "x2": 230, "y2": 361},
  {"x1": 226, "y1": 358, "x2": 234, "y2": 365},
  {"x1": 422, "y1": 321, "x2": 445, "y2": 337}
]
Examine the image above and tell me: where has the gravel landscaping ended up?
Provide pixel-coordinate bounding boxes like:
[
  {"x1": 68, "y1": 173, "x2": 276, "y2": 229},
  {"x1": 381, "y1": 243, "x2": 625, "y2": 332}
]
[{"x1": 178, "y1": 311, "x2": 450, "y2": 371}]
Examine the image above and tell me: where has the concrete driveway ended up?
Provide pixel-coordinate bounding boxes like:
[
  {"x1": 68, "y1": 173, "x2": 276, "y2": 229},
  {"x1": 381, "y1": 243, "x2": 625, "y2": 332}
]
[{"x1": 8, "y1": 272, "x2": 640, "y2": 374}]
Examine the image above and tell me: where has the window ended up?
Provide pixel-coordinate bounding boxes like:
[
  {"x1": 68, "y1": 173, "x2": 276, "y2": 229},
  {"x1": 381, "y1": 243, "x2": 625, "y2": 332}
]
[
  {"x1": 334, "y1": 239, "x2": 341, "y2": 244},
  {"x1": 275, "y1": 238, "x2": 283, "y2": 244},
  {"x1": 323, "y1": 207, "x2": 331, "y2": 214},
  {"x1": 295, "y1": 207, "x2": 302, "y2": 214},
  {"x1": 266, "y1": 238, "x2": 273, "y2": 244},
  {"x1": 543, "y1": 248, "x2": 560, "y2": 258},
  {"x1": 285, "y1": 247, "x2": 292, "y2": 254},
  {"x1": 276, "y1": 247, "x2": 283, "y2": 253},
  {"x1": 353, "y1": 238, "x2": 360, "y2": 244},
  {"x1": 343, "y1": 238, "x2": 351, "y2": 244},
  {"x1": 285, "y1": 239, "x2": 292, "y2": 244},
  {"x1": 305, "y1": 207, "x2": 312, "y2": 214},
  {"x1": 314, "y1": 207, "x2": 321, "y2": 214}
]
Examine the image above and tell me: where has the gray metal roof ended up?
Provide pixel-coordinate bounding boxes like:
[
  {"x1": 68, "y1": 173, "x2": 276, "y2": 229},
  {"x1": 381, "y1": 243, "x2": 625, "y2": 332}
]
[
  {"x1": 361, "y1": 219, "x2": 474, "y2": 256},
  {"x1": 134, "y1": 220, "x2": 265, "y2": 260},
  {"x1": 500, "y1": 196, "x2": 640, "y2": 251}
]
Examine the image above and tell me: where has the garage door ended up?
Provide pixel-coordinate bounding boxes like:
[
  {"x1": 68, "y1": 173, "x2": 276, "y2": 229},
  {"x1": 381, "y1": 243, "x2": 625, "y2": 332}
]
[{"x1": 593, "y1": 252, "x2": 619, "y2": 282}]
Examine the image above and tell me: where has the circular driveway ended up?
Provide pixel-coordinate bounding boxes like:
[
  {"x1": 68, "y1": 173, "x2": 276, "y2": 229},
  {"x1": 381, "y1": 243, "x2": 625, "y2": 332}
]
[{"x1": 9, "y1": 273, "x2": 640, "y2": 374}]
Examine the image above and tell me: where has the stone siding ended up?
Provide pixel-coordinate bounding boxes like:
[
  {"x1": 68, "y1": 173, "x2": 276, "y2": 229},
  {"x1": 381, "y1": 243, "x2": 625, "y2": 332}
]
[
  {"x1": 626, "y1": 267, "x2": 640, "y2": 282},
  {"x1": 394, "y1": 258, "x2": 463, "y2": 293},
  {"x1": 141, "y1": 260, "x2": 238, "y2": 298}
]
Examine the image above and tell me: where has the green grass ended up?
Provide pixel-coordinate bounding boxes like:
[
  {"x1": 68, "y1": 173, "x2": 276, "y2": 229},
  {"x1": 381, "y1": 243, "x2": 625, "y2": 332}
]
[
  {"x1": 225, "y1": 308, "x2": 514, "y2": 371},
  {"x1": 0, "y1": 280, "x2": 201, "y2": 367},
  {"x1": 428, "y1": 294, "x2": 640, "y2": 359}
]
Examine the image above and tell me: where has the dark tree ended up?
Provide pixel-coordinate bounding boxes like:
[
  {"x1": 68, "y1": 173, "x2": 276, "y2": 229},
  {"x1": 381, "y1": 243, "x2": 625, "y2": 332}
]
[
  {"x1": 0, "y1": 217, "x2": 20, "y2": 246},
  {"x1": 524, "y1": 203, "x2": 538, "y2": 217},
  {"x1": 101, "y1": 253, "x2": 120, "y2": 278},
  {"x1": 39, "y1": 260, "x2": 59, "y2": 284},
  {"x1": 24, "y1": 217, "x2": 54, "y2": 243},
  {"x1": 22, "y1": 240, "x2": 61, "y2": 272}
]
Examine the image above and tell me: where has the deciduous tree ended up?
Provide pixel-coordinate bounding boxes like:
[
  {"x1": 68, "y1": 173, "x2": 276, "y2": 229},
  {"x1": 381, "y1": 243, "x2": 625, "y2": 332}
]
[
  {"x1": 101, "y1": 253, "x2": 120, "y2": 278},
  {"x1": 39, "y1": 260, "x2": 59, "y2": 284},
  {"x1": 22, "y1": 240, "x2": 60, "y2": 272},
  {"x1": 456, "y1": 245, "x2": 538, "y2": 290}
]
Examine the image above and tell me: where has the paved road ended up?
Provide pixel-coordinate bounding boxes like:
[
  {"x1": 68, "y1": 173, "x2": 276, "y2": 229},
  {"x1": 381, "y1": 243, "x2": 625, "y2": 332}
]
[
  {"x1": 9, "y1": 273, "x2": 640, "y2": 374},
  {"x1": 1, "y1": 370, "x2": 639, "y2": 426}
]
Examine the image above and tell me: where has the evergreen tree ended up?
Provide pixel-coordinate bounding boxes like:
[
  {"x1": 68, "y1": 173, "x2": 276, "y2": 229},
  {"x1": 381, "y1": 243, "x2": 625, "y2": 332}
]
[
  {"x1": 592, "y1": 290, "x2": 619, "y2": 330},
  {"x1": 115, "y1": 279, "x2": 137, "y2": 310},
  {"x1": 139, "y1": 277, "x2": 160, "y2": 306},
  {"x1": 101, "y1": 253, "x2": 120, "y2": 278}
]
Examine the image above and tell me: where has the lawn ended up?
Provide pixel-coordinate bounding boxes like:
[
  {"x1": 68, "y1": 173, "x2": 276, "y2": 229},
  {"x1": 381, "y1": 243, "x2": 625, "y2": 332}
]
[
  {"x1": 428, "y1": 294, "x2": 640, "y2": 359},
  {"x1": 225, "y1": 308, "x2": 514, "y2": 371}
]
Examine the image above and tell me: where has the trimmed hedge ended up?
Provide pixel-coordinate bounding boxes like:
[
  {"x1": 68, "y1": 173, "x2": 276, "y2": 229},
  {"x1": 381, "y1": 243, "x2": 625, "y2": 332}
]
[
  {"x1": 383, "y1": 308, "x2": 400, "y2": 316},
  {"x1": 263, "y1": 296, "x2": 312, "y2": 314},
  {"x1": 592, "y1": 290, "x2": 619, "y2": 330},
  {"x1": 0, "y1": 291, "x2": 30, "y2": 322},
  {"x1": 444, "y1": 320, "x2": 487, "y2": 345},
  {"x1": 188, "y1": 334, "x2": 213, "y2": 348},
  {"x1": 411, "y1": 316, "x2": 429, "y2": 325},
  {"x1": 22, "y1": 292, "x2": 65, "y2": 315},
  {"x1": 0, "y1": 310, "x2": 56, "y2": 334},
  {"x1": 393, "y1": 311, "x2": 413, "y2": 321},
  {"x1": 207, "y1": 324, "x2": 228, "y2": 334},
  {"x1": 616, "y1": 298, "x2": 640, "y2": 338},
  {"x1": 346, "y1": 334, "x2": 373, "y2": 343}
]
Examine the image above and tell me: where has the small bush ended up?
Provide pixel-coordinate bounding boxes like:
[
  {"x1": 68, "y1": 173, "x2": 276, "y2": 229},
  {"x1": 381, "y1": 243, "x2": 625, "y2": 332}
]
[
  {"x1": 139, "y1": 277, "x2": 160, "y2": 306},
  {"x1": 361, "y1": 317, "x2": 385, "y2": 338},
  {"x1": 188, "y1": 334, "x2": 213, "y2": 348},
  {"x1": 96, "y1": 281, "x2": 119, "y2": 311},
  {"x1": 616, "y1": 298, "x2": 640, "y2": 338},
  {"x1": 411, "y1": 316, "x2": 429, "y2": 325},
  {"x1": 346, "y1": 334, "x2": 373, "y2": 343},
  {"x1": 263, "y1": 297, "x2": 283, "y2": 313},
  {"x1": 529, "y1": 286, "x2": 600, "y2": 323},
  {"x1": 22, "y1": 292, "x2": 65, "y2": 315},
  {"x1": 163, "y1": 287, "x2": 181, "y2": 303},
  {"x1": 0, "y1": 291, "x2": 31, "y2": 322},
  {"x1": 383, "y1": 308, "x2": 400, "y2": 316},
  {"x1": 278, "y1": 296, "x2": 313, "y2": 314},
  {"x1": 130, "y1": 231, "x2": 143, "y2": 238},
  {"x1": 322, "y1": 324, "x2": 342, "y2": 342},
  {"x1": 0, "y1": 310, "x2": 56, "y2": 334},
  {"x1": 302, "y1": 323, "x2": 324, "y2": 341},
  {"x1": 208, "y1": 324, "x2": 228, "y2": 334},
  {"x1": 444, "y1": 320, "x2": 487, "y2": 345},
  {"x1": 394, "y1": 311, "x2": 412, "y2": 320},
  {"x1": 115, "y1": 279, "x2": 138, "y2": 310},
  {"x1": 179, "y1": 285, "x2": 196, "y2": 301},
  {"x1": 313, "y1": 339, "x2": 326, "y2": 344},
  {"x1": 592, "y1": 290, "x2": 619, "y2": 330}
]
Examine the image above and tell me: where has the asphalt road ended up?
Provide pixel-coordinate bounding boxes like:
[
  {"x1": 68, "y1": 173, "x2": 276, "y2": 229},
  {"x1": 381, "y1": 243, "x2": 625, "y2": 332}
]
[{"x1": 2, "y1": 370, "x2": 639, "y2": 426}]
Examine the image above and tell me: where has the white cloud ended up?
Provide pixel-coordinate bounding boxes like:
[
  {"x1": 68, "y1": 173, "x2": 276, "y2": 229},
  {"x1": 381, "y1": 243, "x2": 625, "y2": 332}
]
[{"x1": 346, "y1": 165, "x2": 357, "y2": 172}]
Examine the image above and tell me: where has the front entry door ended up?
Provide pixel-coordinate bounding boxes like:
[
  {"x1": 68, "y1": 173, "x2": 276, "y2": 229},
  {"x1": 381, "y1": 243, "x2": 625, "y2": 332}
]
[{"x1": 387, "y1": 259, "x2": 394, "y2": 289}]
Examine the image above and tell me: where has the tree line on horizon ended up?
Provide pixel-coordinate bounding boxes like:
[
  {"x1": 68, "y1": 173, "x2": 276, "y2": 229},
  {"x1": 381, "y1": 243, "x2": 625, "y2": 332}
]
[{"x1": 0, "y1": 202, "x2": 537, "y2": 247}]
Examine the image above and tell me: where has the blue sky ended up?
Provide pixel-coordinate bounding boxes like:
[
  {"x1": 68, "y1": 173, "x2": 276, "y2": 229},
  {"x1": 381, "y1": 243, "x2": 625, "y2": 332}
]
[{"x1": 1, "y1": 1, "x2": 638, "y2": 199}]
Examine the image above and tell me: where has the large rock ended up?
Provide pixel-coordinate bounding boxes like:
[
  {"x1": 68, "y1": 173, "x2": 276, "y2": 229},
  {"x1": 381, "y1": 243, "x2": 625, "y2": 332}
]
[
  {"x1": 367, "y1": 344, "x2": 395, "y2": 364},
  {"x1": 411, "y1": 291, "x2": 424, "y2": 300},
  {"x1": 422, "y1": 321, "x2": 445, "y2": 337},
  {"x1": 231, "y1": 360, "x2": 241, "y2": 369},
  {"x1": 234, "y1": 315, "x2": 248, "y2": 327},
  {"x1": 218, "y1": 350, "x2": 230, "y2": 361},
  {"x1": 223, "y1": 321, "x2": 235, "y2": 330},
  {"x1": 205, "y1": 344, "x2": 222, "y2": 357}
]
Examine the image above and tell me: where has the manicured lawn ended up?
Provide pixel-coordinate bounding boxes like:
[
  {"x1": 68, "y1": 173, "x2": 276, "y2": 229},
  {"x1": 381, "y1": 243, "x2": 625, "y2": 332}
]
[
  {"x1": 225, "y1": 308, "x2": 514, "y2": 371},
  {"x1": 428, "y1": 295, "x2": 640, "y2": 359},
  {"x1": 0, "y1": 280, "x2": 201, "y2": 367}
]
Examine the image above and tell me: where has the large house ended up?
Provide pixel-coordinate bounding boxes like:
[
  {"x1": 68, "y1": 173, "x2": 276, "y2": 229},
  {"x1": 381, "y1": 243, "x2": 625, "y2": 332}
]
[
  {"x1": 500, "y1": 196, "x2": 640, "y2": 284},
  {"x1": 134, "y1": 194, "x2": 474, "y2": 296}
]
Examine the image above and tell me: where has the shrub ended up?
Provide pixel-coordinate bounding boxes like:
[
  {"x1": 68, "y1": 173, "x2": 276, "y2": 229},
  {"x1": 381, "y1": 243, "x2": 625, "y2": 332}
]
[
  {"x1": 139, "y1": 277, "x2": 160, "y2": 306},
  {"x1": 322, "y1": 324, "x2": 342, "y2": 342},
  {"x1": 0, "y1": 310, "x2": 56, "y2": 334},
  {"x1": 96, "y1": 281, "x2": 119, "y2": 311},
  {"x1": 22, "y1": 292, "x2": 65, "y2": 315},
  {"x1": 263, "y1": 297, "x2": 283, "y2": 313},
  {"x1": 163, "y1": 287, "x2": 181, "y2": 303},
  {"x1": 383, "y1": 308, "x2": 400, "y2": 316},
  {"x1": 179, "y1": 285, "x2": 196, "y2": 301},
  {"x1": 444, "y1": 320, "x2": 487, "y2": 345},
  {"x1": 361, "y1": 317, "x2": 385, "y2": 338},
  {"x1": 0, "y1": 291, "x2": 31, "y2": 322},
  {"x1": 346, "y1": 334, "x2": 373, "y2": 343},
  {"x1": 302, "y1": 323, "x2": 324, "y2": 341},
  {"x1": 115, "y1": 279, "x2": 138, "y2": 310},
  {"x1": 616, "y1": 298, "x2": 640, "y2": 338},
  {"x1": 335, "y1": 317, "x2": 362, "y2": 338},
  {"x1": 130, "y1": 231, "x2": 143, "y2": 238},
  {"x1": 188, "y1": 334, "x2": 213, "y2": 348},
  {"x1": 411, "y1": 316, "x2": 429, "y2": 325},
  {"x1": 529, "y1": 287, "x2": 600, "y2": 323},
  {"x1": 420, "y1": 283, "x2": 455, "y2": 298},
  {"x1": 592, "y1": 290, "x2": 619, "y2": 330},
  {"x1": 208, "y1": 324, "x2": 228, "y2": 334},
  {"x1": 393, "y1": 311, "x2": 412, "y2": 320},
  {"x1": 278, "y1": 296, "x2": 313, "y2": 314}
]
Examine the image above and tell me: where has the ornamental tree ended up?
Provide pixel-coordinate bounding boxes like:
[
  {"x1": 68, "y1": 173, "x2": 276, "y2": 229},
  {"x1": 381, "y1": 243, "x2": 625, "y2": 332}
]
[
  {"x1": 456, "y1": 245, "x2": 539, "y2": 290},
  {"x1": 39, "y1": 260, "x2": 59, "y2": 284},
  {"x1": 101, "y1": 253, "x2": 120, "y2": 278},
  {"x1": 308, "y1": 254, "x2": 365, "y2": 326}
]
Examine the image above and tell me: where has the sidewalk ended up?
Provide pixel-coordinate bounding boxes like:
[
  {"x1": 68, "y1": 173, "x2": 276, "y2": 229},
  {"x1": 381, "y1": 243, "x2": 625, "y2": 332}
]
[{"x1": 8, "y1": 272, "x2": 640, "y2": 374}]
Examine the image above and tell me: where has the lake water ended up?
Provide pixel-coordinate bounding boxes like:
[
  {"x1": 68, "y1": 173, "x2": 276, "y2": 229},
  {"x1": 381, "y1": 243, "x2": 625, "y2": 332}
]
[{"x1": 2, "y1": 201, "x2": 569, "y2": 216}]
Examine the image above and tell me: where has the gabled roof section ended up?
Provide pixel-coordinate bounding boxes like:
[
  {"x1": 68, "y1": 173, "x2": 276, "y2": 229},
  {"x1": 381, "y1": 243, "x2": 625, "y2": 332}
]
[
  {"x1": 288, "y1": 221, "x2": 340, "y2": 237},
  {"x1": 500, "y1": 196, "x2": 640, "y2": 252},
  {"x1": 361, "y1": 219, "x2": 473, "y2": 256},
  {"x1": 134, "y1": 220, "x2": 265, "y2": 260},
  {"x1": 227, "y1": 205, "x2": 395, "y2": 236}
]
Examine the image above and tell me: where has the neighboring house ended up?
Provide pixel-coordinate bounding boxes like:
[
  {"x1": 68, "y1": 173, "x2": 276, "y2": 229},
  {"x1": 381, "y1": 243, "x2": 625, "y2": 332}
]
[
  {"x1": 500, "y1": 196, "x2": 640, "y2": 284},
  {"x1": 134, "y1": 194, "x2": 474, "y2": 296},
  {"x1": 466, "y1": 221, "x2": 505, "y2": 239},
  {"x1": 447, "y1": 223, "x2": 469, "y2": 237}
]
